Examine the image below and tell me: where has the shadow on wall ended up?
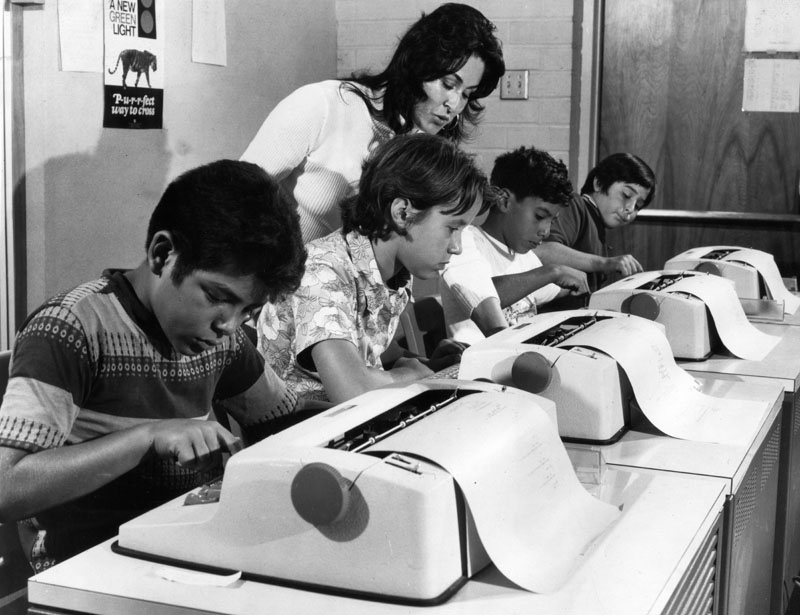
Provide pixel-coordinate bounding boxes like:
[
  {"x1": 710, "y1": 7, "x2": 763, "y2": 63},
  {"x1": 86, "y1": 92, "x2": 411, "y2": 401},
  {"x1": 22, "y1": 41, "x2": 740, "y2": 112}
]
[{"x1": 19, "y1": 128, "x2": 172, "y2": 310}]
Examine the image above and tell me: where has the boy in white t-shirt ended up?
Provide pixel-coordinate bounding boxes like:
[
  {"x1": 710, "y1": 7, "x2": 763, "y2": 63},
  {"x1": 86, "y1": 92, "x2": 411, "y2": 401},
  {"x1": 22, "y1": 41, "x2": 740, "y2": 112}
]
[{"x1": 441, "y1": 146, "x2": 589, "y2": 343}]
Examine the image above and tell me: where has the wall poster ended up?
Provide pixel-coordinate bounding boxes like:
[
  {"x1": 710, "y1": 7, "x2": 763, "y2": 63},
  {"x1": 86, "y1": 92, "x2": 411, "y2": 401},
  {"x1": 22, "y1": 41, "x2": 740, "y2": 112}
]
[{"x1": 103, "y1": 0, "x2": 163, "y2": 129}]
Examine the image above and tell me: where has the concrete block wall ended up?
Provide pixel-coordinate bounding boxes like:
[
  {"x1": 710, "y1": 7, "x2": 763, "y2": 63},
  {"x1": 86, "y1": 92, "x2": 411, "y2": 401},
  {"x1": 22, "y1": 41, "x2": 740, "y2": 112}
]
[{"x1": 335, "y1": 0, "x2": 576, "y2": 176}]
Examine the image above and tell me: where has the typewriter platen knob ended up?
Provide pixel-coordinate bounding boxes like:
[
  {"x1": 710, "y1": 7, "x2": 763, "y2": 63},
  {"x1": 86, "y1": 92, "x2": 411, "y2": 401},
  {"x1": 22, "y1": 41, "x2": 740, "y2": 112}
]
[
  {"x1": 695, "y1": 261, "x2": 722, "y2": 277},
  {"x1": 291, "y1": 462, "x2": 351, "y2": 526},
  {"x1": 511, "y1": 351, "x2": 552, "y2": 394},
  {"x1": 627, "y1": 293, "x2": 660, "y2": 320}
]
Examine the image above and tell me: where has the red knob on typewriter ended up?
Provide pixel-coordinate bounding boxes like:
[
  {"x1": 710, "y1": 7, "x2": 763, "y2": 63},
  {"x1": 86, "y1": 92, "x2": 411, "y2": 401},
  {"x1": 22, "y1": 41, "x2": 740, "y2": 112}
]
[
  {"x1": 695, "y1": 261, "x2": 722, "y2": 276},
  {"x1": 291, "y1": 462, "x2": 351, "y2": 526},
  {"x1": 511, "y1": 351, "x2": 553, "y2": 394},
  {"x1": 627, "y1": 293, "x2": 660, "y2": 321}
]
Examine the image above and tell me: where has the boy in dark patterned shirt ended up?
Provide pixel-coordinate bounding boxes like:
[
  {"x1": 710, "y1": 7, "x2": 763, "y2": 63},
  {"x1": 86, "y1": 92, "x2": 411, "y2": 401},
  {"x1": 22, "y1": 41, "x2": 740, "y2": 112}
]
[{"x1": 0, "y1": 159, "x2": 307, "y2": 570}]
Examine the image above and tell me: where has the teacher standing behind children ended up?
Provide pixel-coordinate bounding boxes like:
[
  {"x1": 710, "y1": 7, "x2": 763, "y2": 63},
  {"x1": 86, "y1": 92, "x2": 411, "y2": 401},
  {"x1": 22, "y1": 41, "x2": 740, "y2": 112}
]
[{"x1": 240, "y1": 2, "x2": 504, "y2": 241}]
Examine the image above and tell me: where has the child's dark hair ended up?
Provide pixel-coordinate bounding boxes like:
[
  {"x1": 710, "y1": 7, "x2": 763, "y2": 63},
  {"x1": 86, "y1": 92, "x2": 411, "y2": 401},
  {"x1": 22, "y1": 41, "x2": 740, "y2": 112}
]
[
  {"x1": 490, "y1": 146, "x2": 573, "y2": 207},
  {"x1": 344, "y1": 3, "x2": 505, "y2": 143},
  {"x1": 146, "y1": 159, "x2": 306, "y2": 302},
  {"x1": 341, "y1": 133, "x2": 490, "y2": 241},
  {"x1": 581, "y1": 153, "x2": 656, "y2": 208}
]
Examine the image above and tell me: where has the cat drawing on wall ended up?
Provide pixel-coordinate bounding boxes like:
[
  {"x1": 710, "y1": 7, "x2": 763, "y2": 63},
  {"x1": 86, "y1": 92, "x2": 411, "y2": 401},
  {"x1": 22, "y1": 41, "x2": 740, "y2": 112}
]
[{"x1": 108, "y1": 49, "x2": 158, "y2": 89}]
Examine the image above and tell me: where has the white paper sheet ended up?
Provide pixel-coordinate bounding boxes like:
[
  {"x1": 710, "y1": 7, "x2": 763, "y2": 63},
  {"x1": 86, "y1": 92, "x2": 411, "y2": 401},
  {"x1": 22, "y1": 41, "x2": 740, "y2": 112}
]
[
  {"x1": 58, "y1": 0, "x2": 103, "y2": 72},
  {"x1": 370, "y1": 392, "x2": 620, "y2": 594},
  {"x1": 666, "y1": 273, "x2": 780, "y2": 360},
  {"x1": 155, "y1": 565, "x2": 241, "y2": 587},
  {"x1": 724, "y1": 247, "x2": 800, "y2": 313},
  {"x1": 192, "y1": 0, "x2": 227, "y2": 66},
  {"x1": 742, "y1": 59, "x2": 800, "y2": 113},
  {"x1": 745, "y1": 0, "x2": 800, "y2": 52},
  {"x1": 562, "y1": 316, "x2": 770, "y2": 445}
]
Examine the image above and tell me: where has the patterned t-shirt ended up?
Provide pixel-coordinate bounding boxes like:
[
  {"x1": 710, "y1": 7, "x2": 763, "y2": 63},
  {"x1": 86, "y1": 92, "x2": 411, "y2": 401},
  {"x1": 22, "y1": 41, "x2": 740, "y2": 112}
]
[
  {"x1": 258, "y1": 231, "x2": 411, "y2": 401},
  {"x1": 0, "y1": 270, "x2": 297, "y2": 568}
]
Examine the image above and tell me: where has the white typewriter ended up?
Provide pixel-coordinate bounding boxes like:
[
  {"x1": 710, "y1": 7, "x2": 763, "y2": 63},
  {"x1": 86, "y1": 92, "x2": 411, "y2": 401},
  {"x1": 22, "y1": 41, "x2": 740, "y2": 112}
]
[
  {"x1": 588, "y1": 270, "x2": 725, "y2": 359},
  {"x1": 666, "y1": 246, "x2": 762, "y2": 297},
  {"x1": 113, "y1": 380, "x2": 558, "y2": 605},
  {"x1": 665, "y1": 246, "x2": 799, "y2": 317},
  {"x1": 458, "y1": 309, "x2": 654, "y2": 444}
]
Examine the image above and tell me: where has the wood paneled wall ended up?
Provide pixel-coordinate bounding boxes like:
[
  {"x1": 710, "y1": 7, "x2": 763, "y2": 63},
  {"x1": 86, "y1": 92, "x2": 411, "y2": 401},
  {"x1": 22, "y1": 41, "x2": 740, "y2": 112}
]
[{"x1": 599, "y1": 0, "x2": 800, "y2": 277}]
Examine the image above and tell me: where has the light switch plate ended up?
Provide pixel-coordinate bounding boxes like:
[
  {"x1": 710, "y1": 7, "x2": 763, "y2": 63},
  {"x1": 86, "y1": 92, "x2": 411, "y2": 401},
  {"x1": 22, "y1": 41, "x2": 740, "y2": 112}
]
[{"x1": 500, "y1": 69, "x2": 529, "y2": 100}]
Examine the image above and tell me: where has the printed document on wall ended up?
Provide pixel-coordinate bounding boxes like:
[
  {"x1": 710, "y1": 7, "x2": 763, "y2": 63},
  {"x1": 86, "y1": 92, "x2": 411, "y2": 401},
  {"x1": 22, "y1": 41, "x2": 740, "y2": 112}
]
[
  {"x1": 742, "y1": 59, "x2": 800, "y2": 113},
  {"x1": 745, "y1": 0, "x2": 800, "y2": 52}
]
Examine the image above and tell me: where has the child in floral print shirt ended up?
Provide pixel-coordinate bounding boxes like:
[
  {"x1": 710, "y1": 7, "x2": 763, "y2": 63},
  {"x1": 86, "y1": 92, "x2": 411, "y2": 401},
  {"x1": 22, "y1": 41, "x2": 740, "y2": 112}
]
[{"x1": 258, "y1": 133, "x2": 491, "y2": 403}]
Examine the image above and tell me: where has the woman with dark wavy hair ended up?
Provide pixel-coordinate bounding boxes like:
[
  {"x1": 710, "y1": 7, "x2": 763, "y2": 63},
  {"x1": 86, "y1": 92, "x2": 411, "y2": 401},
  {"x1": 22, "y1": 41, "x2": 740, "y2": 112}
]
[{"x1": 241, "y1": 3, "x2": 504, "y2": 241}]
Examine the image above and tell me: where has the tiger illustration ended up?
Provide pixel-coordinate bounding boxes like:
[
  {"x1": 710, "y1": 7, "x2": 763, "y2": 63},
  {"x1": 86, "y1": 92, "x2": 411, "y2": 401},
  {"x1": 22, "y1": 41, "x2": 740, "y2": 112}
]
[{"x1": 107, "y1": 49, "x2": 157, "y2": 89}]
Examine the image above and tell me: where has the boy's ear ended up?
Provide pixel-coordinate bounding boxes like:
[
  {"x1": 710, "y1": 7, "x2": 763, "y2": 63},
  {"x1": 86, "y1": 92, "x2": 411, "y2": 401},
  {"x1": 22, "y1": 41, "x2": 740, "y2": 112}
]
[
  {"x1": 389, "y1": 197, "x2": 413, "y2": 230},
  {"x1": 496, "y1": 188, "x2": 512, "y2": 213},
  {"x1": 147, "y1": 230, "x2": 176, "y2": 276}
]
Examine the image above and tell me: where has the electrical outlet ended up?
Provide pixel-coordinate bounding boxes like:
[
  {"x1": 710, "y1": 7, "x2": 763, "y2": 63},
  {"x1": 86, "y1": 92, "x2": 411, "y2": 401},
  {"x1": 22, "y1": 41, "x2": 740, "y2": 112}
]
[{"x1": 500, "y1": 69, "x2": 529, "y2": 100}]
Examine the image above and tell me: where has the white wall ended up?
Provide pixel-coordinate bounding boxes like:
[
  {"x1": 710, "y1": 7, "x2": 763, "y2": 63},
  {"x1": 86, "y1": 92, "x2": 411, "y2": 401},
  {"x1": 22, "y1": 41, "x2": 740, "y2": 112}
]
[{"x1": 20, "y1": 0, "x2": 336, "y2": 311}]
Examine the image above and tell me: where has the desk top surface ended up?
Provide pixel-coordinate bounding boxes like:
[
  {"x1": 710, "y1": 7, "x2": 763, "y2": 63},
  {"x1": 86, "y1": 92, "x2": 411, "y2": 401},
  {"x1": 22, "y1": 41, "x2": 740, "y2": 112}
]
[
  {"x1": 680, "y1": 321, "x2": 800, "y2": 391},
  {"x1": 28, "y1": 469, "x2": 727, "y2": 615},
  {"x1": 597, "y1": 376, "x2": 782, "y2": 490}
]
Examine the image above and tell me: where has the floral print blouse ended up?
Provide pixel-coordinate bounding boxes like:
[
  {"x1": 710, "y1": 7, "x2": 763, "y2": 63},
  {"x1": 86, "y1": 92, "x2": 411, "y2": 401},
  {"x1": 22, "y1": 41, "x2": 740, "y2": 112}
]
[{"x1": 257, "y1": 230, "x2": 411, "y2": 401}]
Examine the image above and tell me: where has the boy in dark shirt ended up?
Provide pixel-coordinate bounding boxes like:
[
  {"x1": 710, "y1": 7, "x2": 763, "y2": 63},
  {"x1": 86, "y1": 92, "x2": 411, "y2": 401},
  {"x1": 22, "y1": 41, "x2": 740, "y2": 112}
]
[{"x1": 536, "y1": 153, "x2": 656, "y2": 294}]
